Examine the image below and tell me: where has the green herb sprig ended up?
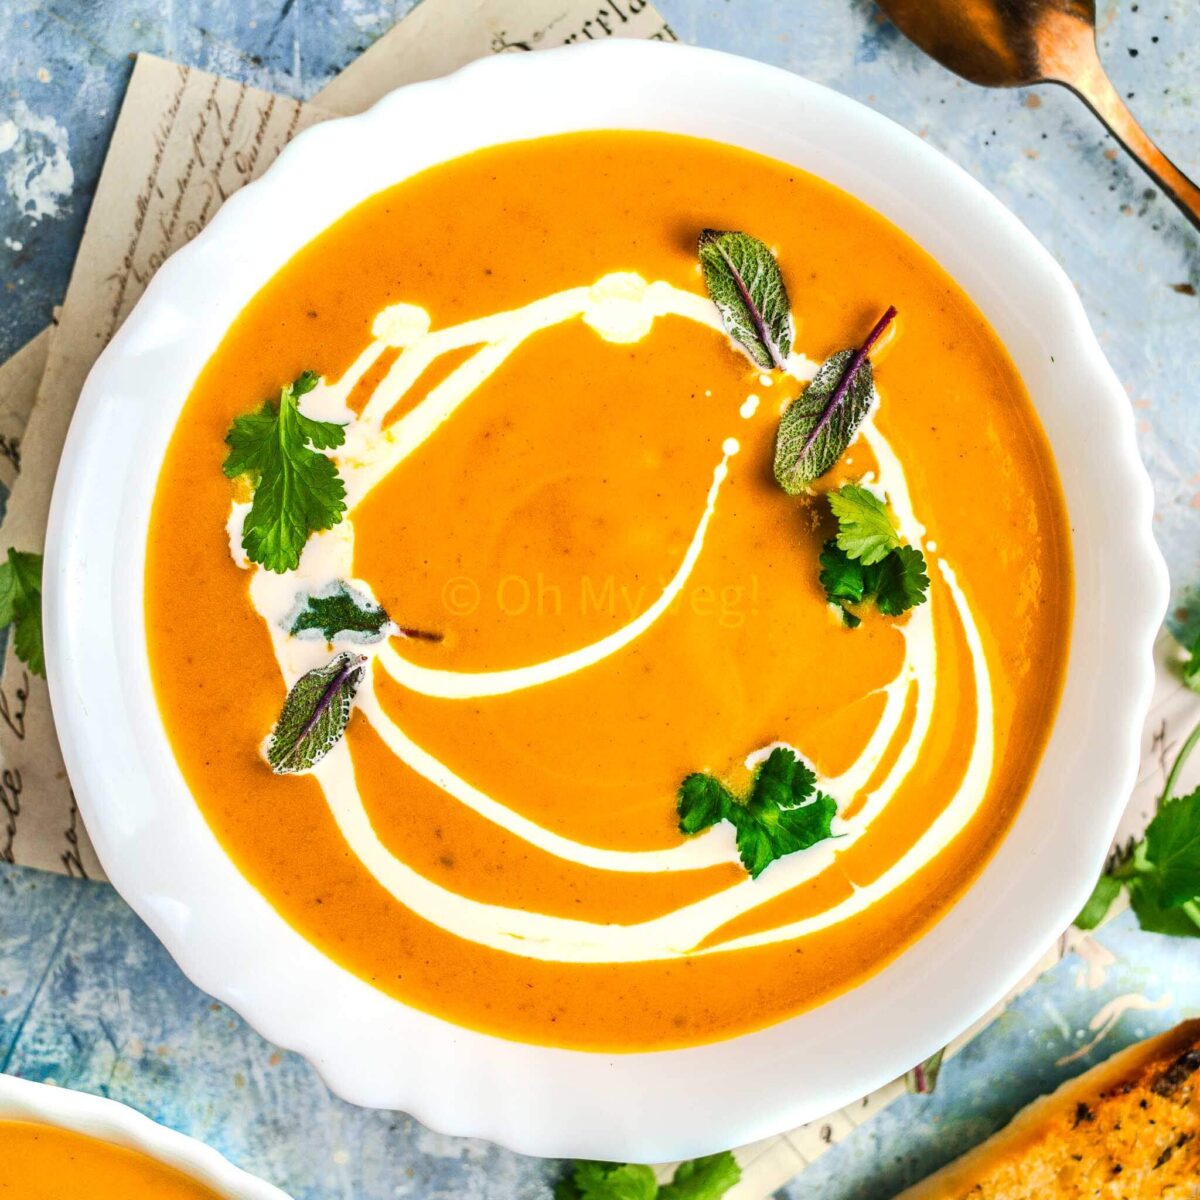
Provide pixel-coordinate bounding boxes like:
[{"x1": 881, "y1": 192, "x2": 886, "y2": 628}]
[
  {"x1": 819, "y1": 485, "x2": 929, "y2": 627},
  {"x1": 1076, "y1": 634, "x2": 1200, "y2": 936},
  {"x1": 223, "y1": 371, "x2": 348, "y2": 574},
  {"x1": 678, "y1": 746, "x2": 837, "y2": 878},
  {"x1": 556, "y1": 1152, "x2": 740, "y2": 1200},
  {"x1": 0, "y1": 548, "x2": 44, "y2": 678}
]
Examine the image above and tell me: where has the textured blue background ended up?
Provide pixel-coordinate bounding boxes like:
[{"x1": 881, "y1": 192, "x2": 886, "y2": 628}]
[{"x1": 1, "y1": 1, "x2": 1198, "y2": 1197}]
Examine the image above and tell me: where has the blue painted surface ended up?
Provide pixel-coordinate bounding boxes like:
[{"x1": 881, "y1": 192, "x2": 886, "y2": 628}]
[{"x1": 0, "y1": 1, "x2": 1198, "y2": 1197}]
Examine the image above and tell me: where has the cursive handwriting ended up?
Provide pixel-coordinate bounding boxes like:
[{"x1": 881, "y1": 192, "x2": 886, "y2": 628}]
[
  {"x1": 0, "y1": 767, "x2": 22, "y2": 863},
  {"x1": 0, "y1": 669, "x2": 29, "y2": 740},
  {"x1": 60, "y1": 789, "x2": 89, "y2": 879}
]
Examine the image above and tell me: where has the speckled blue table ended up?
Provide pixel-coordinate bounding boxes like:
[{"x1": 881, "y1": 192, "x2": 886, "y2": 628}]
[{"x1": 1, "y1": 2, "x2": 1198, "y2": 1197}]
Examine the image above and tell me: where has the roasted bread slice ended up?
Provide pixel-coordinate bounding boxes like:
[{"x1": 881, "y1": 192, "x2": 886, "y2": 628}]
[{"x1": 897, "y1": 1019, "x2": 1200, "y2": 1198}]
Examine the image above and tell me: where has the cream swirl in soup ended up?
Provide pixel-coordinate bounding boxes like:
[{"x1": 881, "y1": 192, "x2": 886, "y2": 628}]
[{"x1": 146, "y1": 132, "x2": 1070, "y2": 1049}]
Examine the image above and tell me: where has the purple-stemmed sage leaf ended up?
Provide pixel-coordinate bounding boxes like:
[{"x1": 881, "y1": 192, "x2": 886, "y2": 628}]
[
  {"x1": 266, "y1": 651, "x2": 367, "y2": 774},
  {"x1": 905, "y1": 1046, "x2": 945, "y2": 1095},
  {"x1": 774, "y1": 306, "x2": 897, "y2": 494},
  {"x1": 698, "y1": 230, "x2": 793, "y2": 371}
]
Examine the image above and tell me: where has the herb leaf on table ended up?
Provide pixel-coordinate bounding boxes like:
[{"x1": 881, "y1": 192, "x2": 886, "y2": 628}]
[
  {"x1": 0, "y1": 548, "x2": 44, "y2": 677},
  {"x1": 774, "y1": 306, "x2": 896, "y2": 493},
  {"x1": 1075, "y1": 693, "x2": 1200, "y2": 938},
  {"x1": 698, "y1": 229, "x2": 793, "y2": 371},
  {"x1": 556, "y1": 1153, "x2": 741, "y2": 1200},
  {"x1": 678, "y1": 746, "x2": 837, "y2": 878},
  {"x1": 223, "y1": 370, "x2": 347, "y2": 574},
  {"x1": 658, "y1": 1154, "x2": 743, "y2": 1200}
]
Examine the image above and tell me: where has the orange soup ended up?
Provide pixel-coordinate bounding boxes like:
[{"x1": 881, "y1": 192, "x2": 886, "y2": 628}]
[
  {"x1": 145, "y1": 132, "x2": 1070, "y2": 1050},
  {"x1": 0, "y1": 1120, "x2": 225, "y2": 1199}
]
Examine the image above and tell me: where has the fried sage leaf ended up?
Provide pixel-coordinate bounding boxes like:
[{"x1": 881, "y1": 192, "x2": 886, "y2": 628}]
[
  {"x1": 773, "y1": 306, "x2": 897, "y2": 493},
  {"x1": 698, "y1": 229, "x2": 793, "y2": 371},
  {"x1": 266, "y1": 651, "x2": 366, "y2": 774},
  {"x1": 289, "y1": 582, "x2": 395, "y2": 644}
]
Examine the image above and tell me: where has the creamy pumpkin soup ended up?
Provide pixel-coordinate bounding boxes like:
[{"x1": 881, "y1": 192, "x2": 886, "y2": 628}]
[
  {"x1": 145, "y1": 132, "x2": 1070, "y2": 1051},
  {"x1": 0, "y1": 1120, "x2": 225, "y2": 1199}
]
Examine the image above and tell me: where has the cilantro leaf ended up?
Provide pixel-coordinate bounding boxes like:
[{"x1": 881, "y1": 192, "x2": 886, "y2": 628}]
[
  {"x1": 1144, "y1": 787, "x2": 1200, "y2": 908},
  {"x1": 224, "y1": 371, "x2": 347, "y2": 574},
  {"x1": 289, "y1": 582, "x2": 395, "y2": 644},
  {"x1": 818, "y1": 490, "x2": 929, "y2": 626},
  {"x1": 266, "y1": 652, "x2": 366, "y2": 774},
  {"x1": 659, "y1": 1153, "x2": 741, "y2": 1200},
  {"x1": 698, "y1": 230, "x2": 792, "y2": 371},
  {"x1": 828, "y1": 485, "x2": 901, "y2": 566},
  {"x1": 677, "y1": 773, "x2": 736, "y2": 835},
  {"x1": 818, "y1": 542, "x2": 865, "y2": 605},
  {"x1": 678, "y1": 747, "x2": 837, "y2": 879},
  {"x1": 0, "y1": 548, "x2": 44, "y2": 677},
  {"x1": 869, "y1": 545, "x2": 930, "y2": 617}
]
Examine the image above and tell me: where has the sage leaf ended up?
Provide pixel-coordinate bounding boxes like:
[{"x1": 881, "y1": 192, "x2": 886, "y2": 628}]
[
  {"x1": 904, "y1": 1047, "x2": 945, "y2": 1095},
  {"x1": 289, "y1": 582, "x2": 395, "y2": 644},
  {"x1": 288, "y1": 581, "x2": 443, "y2": 646},
  {"x1": 698, "y1": 230, "x2": 793, "y2": 371},
  {"x1": 774, "y1": 351, "x2": 875, "y2": 493},
  {"x1": 266, "y1": 652, "x2": 366, "y2": 774},
  {"x1": 773, "y1": 306, "x2": 897, "y2": 493}
]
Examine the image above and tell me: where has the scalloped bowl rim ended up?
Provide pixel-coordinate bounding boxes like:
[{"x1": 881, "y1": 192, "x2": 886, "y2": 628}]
[
  {"x1": 45, "y1": 40, "x2": 1167, "y2": 1162},
  {"x1": 0, "y1": 1075, "x2": 290, "y2": 1198}
]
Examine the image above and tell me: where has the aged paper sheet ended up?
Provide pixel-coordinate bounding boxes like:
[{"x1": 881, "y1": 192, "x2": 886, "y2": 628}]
[{"x1": 0, "y1": 326, "x2": 48, "y2": 493}]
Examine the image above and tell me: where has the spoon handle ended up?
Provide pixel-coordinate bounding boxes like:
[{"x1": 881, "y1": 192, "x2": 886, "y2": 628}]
[{"x1": 1061, "y1": 42, "x2": 1200, "y2": 233}]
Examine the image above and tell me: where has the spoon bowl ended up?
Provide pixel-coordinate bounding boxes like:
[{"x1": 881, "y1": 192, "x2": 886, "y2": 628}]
[{"x1": 877, "y1": 0, "x2": 1200, "y2": 230}]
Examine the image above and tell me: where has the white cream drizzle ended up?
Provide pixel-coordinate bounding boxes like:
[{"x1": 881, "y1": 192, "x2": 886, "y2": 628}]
[{"x1": 230, "y1": 272, "x2": 997, "y2": 963}]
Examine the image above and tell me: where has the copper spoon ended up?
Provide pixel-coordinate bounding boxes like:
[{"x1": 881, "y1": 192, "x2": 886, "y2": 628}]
[{"x1": 874, "y1": 0, "x2": 1200, "y2": 232}]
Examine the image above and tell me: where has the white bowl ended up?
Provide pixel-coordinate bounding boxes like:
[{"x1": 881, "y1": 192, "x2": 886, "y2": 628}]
[
  {"x1": 0, "y1": 1075, "x2": 289, "y2": 1197},
  {"x1": 46, "y1": 40, "x2": 1166, "y2": 1162}
]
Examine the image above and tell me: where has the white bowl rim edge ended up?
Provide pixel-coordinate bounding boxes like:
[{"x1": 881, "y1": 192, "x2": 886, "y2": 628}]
[{"x1": 43, "y1": 39, "x2": 1168, "y2": 1162}]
